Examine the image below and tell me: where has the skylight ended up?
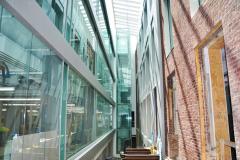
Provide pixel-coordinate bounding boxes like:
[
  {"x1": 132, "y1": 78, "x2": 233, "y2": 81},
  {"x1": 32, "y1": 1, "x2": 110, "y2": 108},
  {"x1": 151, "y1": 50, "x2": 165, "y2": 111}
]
[{"x1": 113, "y1": 0, "x2": 142, "y2": 36}]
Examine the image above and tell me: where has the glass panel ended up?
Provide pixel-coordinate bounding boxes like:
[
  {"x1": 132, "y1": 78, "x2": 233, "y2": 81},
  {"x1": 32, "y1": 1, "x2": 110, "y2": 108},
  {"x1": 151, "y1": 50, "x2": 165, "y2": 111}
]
[
  {"x1": 116, "y1": 31, "x2": 132, "y2": 153},
  {"x1": 95, "y1": 45, "x2": 113, "y2": 97},
  {"x1": 66, "y1": 69, "x2": 94, "y2": 158},
  {"x1": 66, "y1": 0, "x2": 94, "y2": 65},
  {"x1": 36, "y1": 0, "x2": 64, "y2": 32},
  {"x1": 90, "y1": 0, "x2": 114, "y2": 62},
  {"x1": 66, "y1": 0, "x2": 113, "y2": 96},
  {"x1": 116, "y1": 104, "x2": 131, "y2": 152},
  {"x1": 117, "y1": 37, "x2": 128, "y2": 54},
  {"x1": 36, "y1": 0, "x2": 114, "y2": 96},
  {"x1": 113, "y1": 0, "x2": 141, "y2": 36},
  {"x1": 60, "y1": 63, "x2": 68, "y2": 160},
  {"x1": 0, "y1": 3, "x2": 114, "y2": 159},
  {"x1": 0, "y1": 6, "x2": 62, "y2": 160},
  {"x1": 66, "y1": 68, "x2": 113, "y2": 158},
  {"x1": 96, "y1": 93, "x2": 112, "y2": 137}
]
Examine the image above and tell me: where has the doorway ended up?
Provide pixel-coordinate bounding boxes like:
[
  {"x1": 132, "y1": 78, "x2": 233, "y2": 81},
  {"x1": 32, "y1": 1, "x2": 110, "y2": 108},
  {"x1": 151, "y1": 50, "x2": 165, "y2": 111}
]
[{"x1": 202, "y1": 35, "x2": 236, "y2": 160}]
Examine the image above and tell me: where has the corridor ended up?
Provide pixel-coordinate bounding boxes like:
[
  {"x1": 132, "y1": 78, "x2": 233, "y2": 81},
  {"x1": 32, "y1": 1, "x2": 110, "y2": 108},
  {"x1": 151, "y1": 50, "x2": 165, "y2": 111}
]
[{"x1": 0, "y1": 0, "x2": 239, "y2": 159}]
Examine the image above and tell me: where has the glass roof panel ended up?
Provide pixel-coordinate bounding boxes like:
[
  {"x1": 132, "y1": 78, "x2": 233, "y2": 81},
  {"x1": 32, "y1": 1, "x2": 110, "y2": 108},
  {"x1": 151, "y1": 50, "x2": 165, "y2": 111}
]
[{"x1": 113, "y1": 0, "x2": 142, "y2": 36}]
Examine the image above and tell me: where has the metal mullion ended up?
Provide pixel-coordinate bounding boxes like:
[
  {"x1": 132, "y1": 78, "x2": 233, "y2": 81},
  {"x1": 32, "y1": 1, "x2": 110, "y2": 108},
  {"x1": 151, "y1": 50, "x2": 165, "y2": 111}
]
[{"x1": 82, "y1": 0, "x2": 116, "y2": 82}]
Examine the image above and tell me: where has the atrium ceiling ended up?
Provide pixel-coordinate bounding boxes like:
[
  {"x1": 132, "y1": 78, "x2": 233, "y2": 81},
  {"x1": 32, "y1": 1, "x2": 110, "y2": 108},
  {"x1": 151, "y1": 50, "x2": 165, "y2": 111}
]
[{"x1": 112, "y1": 0, "x2": 142, "y2": 36}]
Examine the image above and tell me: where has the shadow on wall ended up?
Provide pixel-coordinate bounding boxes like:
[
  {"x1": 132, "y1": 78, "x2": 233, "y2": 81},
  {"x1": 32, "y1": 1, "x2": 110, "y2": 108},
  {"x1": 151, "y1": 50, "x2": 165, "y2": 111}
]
[
  {"x1": 163, "y1": 0, "x2": 240, "y2": 159},
  {"x1": 162, "y1": 0, "x2": 217, "y2": 158},
  {"x1": 177, "y1": 0, "x2": 214, "y2": 43}
]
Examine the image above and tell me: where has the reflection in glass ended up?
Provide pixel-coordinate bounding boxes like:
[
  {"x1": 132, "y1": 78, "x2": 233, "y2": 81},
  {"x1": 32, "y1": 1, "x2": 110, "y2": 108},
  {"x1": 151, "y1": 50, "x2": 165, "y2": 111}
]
[
  {"x1": 116, "y1": 32, "x2": 132, "y2": 153},
  {"x1": 36, "y1": 0, "x2": 64, "y2": 32},
  {"x1": 91, "y1": 0, "x2": 114, "y2": 62},
  {"x1": 66, "y1": 69, "x2": 113, "y2": 158},
  {"x1": 0, "y1": 6, "x2": 62, "y2": 160},
  {"x1": 35, "y1": 0, "x2": 114, "y2": 97},
  {"x1": 96, "y1": 94, "x2": 112, "y2": 137},
  {"x1": 65, "y1": 0, "x2": 113, "y2": 97},
  {"x1": 0, "y1": 2, "x2": 114, "y2": 159},
  {"x1": 96, "y1": 45, "x2": 113, "y2": 97},
  {"x1": 66, "y1": 69, "x2": 94, "y2": 157},
  {"x1": 66, "y1": 0, "x2": 94, "y2": 67}
]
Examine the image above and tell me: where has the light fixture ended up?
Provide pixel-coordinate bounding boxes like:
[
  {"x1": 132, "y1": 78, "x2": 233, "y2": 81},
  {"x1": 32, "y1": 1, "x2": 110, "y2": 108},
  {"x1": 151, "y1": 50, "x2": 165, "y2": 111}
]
[
  {"x1": 0, "y1": 98, "x2": 41, "y2": 101},
  {"x1": 3, "y1": 103, "x2": 40, "y2": 106},
  {"x1": 126, "y1": 116, "x2": 132, "y2": 120},
  {"x1": 27, "y1": 110, "x2": 38, "y2": 113},
  {"x1": 0, "y1": 87, "x2": 15, "y2": 91},
  {"x1": 67, "y1": 104, "x2": 76, "y2": 107},
  {"x1": 2, "y1": 108, "x2": 7, "y2": 112}
]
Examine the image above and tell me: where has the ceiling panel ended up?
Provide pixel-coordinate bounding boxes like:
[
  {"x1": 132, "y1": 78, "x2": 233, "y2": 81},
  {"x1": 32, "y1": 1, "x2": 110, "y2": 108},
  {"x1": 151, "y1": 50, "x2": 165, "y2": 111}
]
[{"x1": 112, "y1": 0, "x2": 142, "y2": 36}]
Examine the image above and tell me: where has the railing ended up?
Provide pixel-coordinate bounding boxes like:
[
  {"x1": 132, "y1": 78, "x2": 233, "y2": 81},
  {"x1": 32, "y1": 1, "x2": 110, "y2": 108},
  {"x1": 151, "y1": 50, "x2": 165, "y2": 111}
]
[{"x1": 120, "y1": 148, "x2": 159, "y2": 160}]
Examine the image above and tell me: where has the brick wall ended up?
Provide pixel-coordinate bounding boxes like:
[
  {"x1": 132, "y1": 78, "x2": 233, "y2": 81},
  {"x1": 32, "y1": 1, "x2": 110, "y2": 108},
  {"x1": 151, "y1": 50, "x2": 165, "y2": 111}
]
[{"x1": 162, "y1": 0, "x2": 240, "y2": 159}]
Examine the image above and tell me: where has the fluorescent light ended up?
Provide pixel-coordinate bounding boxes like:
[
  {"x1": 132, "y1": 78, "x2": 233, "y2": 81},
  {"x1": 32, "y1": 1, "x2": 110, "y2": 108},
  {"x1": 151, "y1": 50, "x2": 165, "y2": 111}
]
[
  {"x1": 27, "y1": 110, "x2": 38, "y2": 113},
  {"x1": 32, "y1": 110, "x2": 38, "y2": 113},
  {"x1": 40, "y1": 137, "x2": 56, "y2": 143},
  {"x1": 78, "y1": 1, "x2": 82, "y2": 6},
  {"x1": 2, "y1": 109, "x2": 7, "y2": 111},
  {"x1": 0, "y1": 98, "x2": 41, "y2": 101},
  {"x1": 3, "y1": 103, "x2": 40, "y2": 106},
  {"x1": 0, "y1": 87, "x2": 15, "y2": 91},
  {"x1": 126, "y1": 117, "x2": 132, "y2": 120},
  {"x1": 67, "y1": 104, "x2": 76, "y2": 107}
]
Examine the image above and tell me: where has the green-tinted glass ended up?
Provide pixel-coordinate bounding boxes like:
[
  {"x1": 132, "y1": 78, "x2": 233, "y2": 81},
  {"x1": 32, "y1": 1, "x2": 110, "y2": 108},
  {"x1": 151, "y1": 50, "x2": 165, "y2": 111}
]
[
  {"x1": 66, "y1": 69, "x2": 95, "y2": 157},
  {"x1": 66, "y1": 69, "x2": 113, "y2": 158},
  {"x1": 116, "y1": 31, "x2": 132, "y2": 153},
  {"x1": 36, "y1": 0, "x2": 114, "y2": 96},
  {"x1": 0, "y1": 6, "x2": 63, "y2": 159},
  {"x1": 96, "y1": 94, "x2": 112, "y2": 137},
  {"x1": 36, "y1": 0, "x2": 64, "y2": 32}
]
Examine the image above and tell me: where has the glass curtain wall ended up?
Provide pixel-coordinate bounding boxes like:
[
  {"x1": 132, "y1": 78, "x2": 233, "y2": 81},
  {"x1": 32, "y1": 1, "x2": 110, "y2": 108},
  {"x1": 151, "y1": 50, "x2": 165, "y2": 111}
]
[
  {"x1": 35, "y1": 0, "x2": 114, "y2": 97},
  {"x1": 66, "y1": 69, "x2": 112, "y2": 158},
  {"x1": 116, "y1": 31, "x2": 132, "y2": 153},
  {"x1": 36, "y1": 0, "x2": 65, "y2": 32},
  {"x1": 0, "y1": 4, "x2": 113, "y2": 160},
  {"x1": 90, "y1": 0, "x2": 114, "y2": 63},
  {"x1": 65, "y1": 0, "x2": 94, "y2": 68},
  {"x1": 0, "y1": 6, "x2": 62, "y2": 160},
  {"x1": 65, "y1": 0, "x2": 113, "y2": 97},
  {"x1": 66, "y1": 69, "x2": 95, "y2": 157},
  {"x1": 96, "y1": 93, "x2": 112, "y2": 138},
  {"x1": 95, "y1": 45, "x2": 113, "y2": 97}
]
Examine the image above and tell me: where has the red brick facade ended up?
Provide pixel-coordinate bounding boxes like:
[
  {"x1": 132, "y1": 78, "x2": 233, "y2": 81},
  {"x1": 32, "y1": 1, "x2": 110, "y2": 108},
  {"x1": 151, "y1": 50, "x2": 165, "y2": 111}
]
[{"x1": 162, "y1": 0, "x2": 240, "y2": 159}]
